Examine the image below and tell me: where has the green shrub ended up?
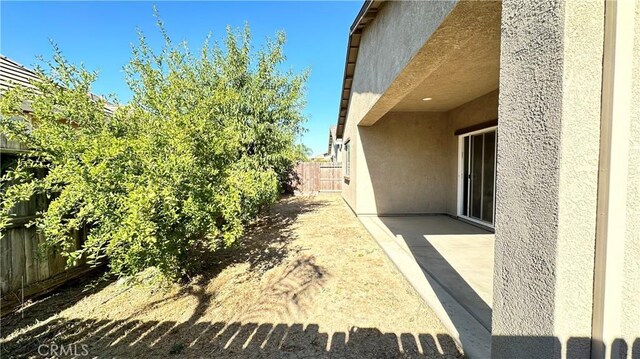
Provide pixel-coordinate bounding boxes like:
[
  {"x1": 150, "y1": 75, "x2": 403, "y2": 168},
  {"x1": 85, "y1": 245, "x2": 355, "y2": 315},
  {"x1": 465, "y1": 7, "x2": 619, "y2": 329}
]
[{"x1": 0, "y1": 22, "x2": 308, "y2": 279}]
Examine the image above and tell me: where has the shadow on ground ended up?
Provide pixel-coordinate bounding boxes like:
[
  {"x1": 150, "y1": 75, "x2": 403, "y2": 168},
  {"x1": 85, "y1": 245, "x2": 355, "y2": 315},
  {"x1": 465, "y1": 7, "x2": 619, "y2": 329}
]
[
  {"x1": 1, "y1": 318, "x2": 464, "y2": 358},
  {"x1": 2, "y1": 197, "x2": 638, "y2": 358},
  {"x1": 200, "y1": 196, "x2": 329, "y2": 276},
  {"x1": 1, "y1": 198, "x2": 354, "y2": 357},
  {"x1": 0, "y1": 272, "x2": 113, "y2": 339},
  {"x1": 4, "y1": 314, "x2": 638, "y2": 358},
  {"x1": 1, "y1": 198, "x2": 464, "y2": 358}
]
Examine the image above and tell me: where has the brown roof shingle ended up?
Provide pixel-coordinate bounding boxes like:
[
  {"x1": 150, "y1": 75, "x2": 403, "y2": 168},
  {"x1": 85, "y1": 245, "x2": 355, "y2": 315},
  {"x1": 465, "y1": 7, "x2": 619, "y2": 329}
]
[
  {"x1": 0, "y1": 55, "x2": 40, "y2": 93},
  {"x1": 0, "y1": 54, "x2": 117, "y2": 115}
]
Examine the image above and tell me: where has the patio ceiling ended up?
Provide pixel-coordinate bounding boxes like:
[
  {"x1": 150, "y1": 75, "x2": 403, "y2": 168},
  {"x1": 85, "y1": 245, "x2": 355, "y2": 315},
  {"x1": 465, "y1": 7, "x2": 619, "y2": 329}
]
[
  {"x1": 352, "y1": 1, "x2": 502, "y2": 128},
  {"x1": 390, "y1": 13, "x2": 501, "y2": 113}
]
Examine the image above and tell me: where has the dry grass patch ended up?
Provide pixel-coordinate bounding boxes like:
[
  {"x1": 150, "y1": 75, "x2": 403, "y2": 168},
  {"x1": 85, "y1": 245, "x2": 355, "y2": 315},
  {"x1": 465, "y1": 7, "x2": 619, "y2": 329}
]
[{"x1": 1, "y1": 195, "x2": 463, "y2": 358}]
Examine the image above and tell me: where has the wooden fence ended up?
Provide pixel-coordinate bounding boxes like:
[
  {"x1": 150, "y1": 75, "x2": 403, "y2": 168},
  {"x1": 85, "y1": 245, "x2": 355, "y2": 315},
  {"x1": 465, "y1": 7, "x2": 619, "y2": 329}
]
[
  {"x1": 1, "y1": 225, "x2": 86, "y2": 295},
  {"x1": 1, "y1": 137, "x2": 89, "y2": 309},
  {"x1": 0, "y1": 192, "x2": 87, "y2": 299},
  {"x1": 294, "y1": 162, "x2": 343, "y2": 193}
]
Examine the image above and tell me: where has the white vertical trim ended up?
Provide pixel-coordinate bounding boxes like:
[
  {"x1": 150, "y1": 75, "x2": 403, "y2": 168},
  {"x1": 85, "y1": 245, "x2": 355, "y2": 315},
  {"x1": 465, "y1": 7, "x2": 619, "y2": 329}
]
[
  {"x1": 457, "y1": 136, "x2": 465, "y2": 216},
  {"x1": 480, "y1": 133, "x2": 485, "y2": 221},
  {"x1": 467, "y1": 138, "x2": 471, "y2": 215},
  {"x1": 493, "y1": 130, "x2": 498, "y2": 223},
  {"x1": 343, "y1": 139, "x2": 351, "y2": 177},
  {"x1": 591, "y1": 0, "x2": 634, "y2": 357}
]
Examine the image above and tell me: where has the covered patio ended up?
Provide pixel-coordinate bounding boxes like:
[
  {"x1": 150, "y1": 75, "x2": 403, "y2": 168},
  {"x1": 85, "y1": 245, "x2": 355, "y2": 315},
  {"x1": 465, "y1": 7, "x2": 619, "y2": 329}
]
[
  {"x1": 359, "y1": 215, "x2": 494, "y2": 358},
  {"x1": 336, "y1": 0, "x2": 639, "y2": 357},
  {"x1": 332, "y1": 1, "x2": 504, "y2": 357}
]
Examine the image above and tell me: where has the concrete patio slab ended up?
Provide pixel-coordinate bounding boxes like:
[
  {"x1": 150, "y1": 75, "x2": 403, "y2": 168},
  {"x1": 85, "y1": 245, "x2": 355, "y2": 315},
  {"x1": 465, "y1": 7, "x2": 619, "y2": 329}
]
[
  {"x1": 379, "y1": 216, "x2": 494, "y2": 305},
  {"x1": 359, "y1": 214, "x2": 495, "y2": 358}
]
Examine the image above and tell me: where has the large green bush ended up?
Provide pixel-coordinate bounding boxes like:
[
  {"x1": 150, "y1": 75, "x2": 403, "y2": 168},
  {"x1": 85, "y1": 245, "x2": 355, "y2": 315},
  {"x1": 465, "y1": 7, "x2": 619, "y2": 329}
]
[{"x1": 0, "y1": 23, "x2": 308, "y2": 279}]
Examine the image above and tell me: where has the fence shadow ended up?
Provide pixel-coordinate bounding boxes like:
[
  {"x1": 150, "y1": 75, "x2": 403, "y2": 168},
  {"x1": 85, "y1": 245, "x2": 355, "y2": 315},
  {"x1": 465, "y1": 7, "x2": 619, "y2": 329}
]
[
  {"x1": 0, "y1": 198, "x2": 330, "y2": 348},
  {"x1": 3, "y1": 315, "x2": 638, "y2": 358},
  {"x1": 491, "y1": 336, "x2": 640, "y2": 359},
  {"x1": 0, "y1": 271, "x2": 113, "y2": 339},
  {"x1": 0, "y1": 317, "x2": 465, "y2": 358}
]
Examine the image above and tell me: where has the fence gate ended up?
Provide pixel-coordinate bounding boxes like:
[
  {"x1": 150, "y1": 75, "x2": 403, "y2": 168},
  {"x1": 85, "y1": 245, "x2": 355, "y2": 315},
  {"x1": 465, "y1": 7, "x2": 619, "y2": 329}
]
[{"x1": 294, "y1": 162, "x2": 342, "y2": 193}]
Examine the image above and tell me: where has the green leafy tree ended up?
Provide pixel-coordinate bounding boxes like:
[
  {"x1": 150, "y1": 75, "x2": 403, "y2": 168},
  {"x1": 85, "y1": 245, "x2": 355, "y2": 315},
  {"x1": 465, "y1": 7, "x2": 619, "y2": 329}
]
[{"x1": 0, "y1": 20, "x2": 308, "y2": 279}]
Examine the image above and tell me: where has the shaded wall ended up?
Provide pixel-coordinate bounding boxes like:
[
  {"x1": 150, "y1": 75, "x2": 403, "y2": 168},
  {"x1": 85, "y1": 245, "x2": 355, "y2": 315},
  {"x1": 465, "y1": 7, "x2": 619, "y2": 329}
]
[
  {"x1": 341, "y1": 121, "x2": 357, "y2": 212},
  {"x1": 357, "y1": 112, "x2": 449, "y2": 215},
  {"x1": 343, "y1": 90, "x2": 499, "y2": 217},
  {"x1": 346, "y1": 0, "x2": 457, "y2": 127},
  {"x1": 445, "y1": 90, "x2": 499, "y2": 216},
  {"x1": 341, "y1": 0, "x2": 457, "y2": 212}
]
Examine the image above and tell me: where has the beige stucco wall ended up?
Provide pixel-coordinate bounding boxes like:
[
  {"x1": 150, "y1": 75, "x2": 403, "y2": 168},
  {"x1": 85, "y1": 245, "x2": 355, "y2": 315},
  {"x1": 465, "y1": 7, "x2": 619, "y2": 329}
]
[
  {"x1": 341, "y1": 118, "x2": 357, "y2": 212},
  {"x1": 356, "y1": 112, "x2": 449, "y2": 215},
  {"x1": 339, "y1": 0, "x2": 638, "y2": 357},
  {"x1": 346, "y1": 0, "x2": 457, "y2": 127},
  {"x1": 342, "y1": 0, "x2": 427, "y2": 212},
  {"x1": 342, "y1": 89, "x2": 498, "y2": 217},
  {"x1": 445, "y1": 90, "x2": 499, "y2": 216},
  {"x1": 492, "y1": 1, "x2": 604, "y2": 358},
  {"x1": 341, "y1": 0, "x2": 501, "y2": 218}
]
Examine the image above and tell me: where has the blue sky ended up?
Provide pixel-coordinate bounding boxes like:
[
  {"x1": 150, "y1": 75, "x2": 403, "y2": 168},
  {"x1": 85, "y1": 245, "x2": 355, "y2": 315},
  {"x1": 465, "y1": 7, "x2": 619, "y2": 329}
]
[{"x1": 0, "y1": 1, "x2": 362, "y2": 155}]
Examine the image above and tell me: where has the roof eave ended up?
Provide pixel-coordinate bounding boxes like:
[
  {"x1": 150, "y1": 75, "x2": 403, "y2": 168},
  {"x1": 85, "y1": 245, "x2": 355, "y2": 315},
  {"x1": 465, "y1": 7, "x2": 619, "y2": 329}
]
[{"x1": 335, "y1": 0, "x2": 385, "y2": 139}]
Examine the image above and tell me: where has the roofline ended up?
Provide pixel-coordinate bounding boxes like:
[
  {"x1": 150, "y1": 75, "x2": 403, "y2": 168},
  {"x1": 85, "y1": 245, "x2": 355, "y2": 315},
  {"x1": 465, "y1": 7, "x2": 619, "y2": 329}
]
[
  {"x1": 0, "y1": 55, "x2": 37, "y2": 73},
  {"x1": 335, "y1": 0, "x2": 385, "y2": 139},
  {"x1": 1, "y1": 54, "x2": 117, "y2": 114}
]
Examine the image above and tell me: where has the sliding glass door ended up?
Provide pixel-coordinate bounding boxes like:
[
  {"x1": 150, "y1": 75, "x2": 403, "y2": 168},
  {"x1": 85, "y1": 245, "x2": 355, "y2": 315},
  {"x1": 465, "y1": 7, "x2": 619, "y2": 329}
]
[{"x1": 459, "y1": 128, "x2": 496, "y2": 226}]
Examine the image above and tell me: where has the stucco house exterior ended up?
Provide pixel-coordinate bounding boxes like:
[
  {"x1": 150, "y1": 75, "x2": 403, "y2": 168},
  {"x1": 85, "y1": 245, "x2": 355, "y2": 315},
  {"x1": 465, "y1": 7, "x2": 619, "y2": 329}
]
[
  {"x1": 335, "y1": 1, "x2": 639, "y2": 358},
  {"x1": 326, "y1": 125, "x2": 342, "y2": 163}
]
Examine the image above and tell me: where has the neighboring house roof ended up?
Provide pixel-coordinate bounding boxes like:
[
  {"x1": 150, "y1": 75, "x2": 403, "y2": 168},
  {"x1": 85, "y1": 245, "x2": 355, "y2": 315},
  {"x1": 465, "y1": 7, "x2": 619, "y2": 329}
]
[
  {"x1": 0, "y1": 56, "x2": 40, "y2": 93},
  {"x1": 0, "y1": 54, "x2": 116, "y2": 115},
  {"x1": 335, "y1": 0, "x2": 385, "y2": 139},
  {"x1": 327, "y1": 125, "x2": 337, "y2": 153}
]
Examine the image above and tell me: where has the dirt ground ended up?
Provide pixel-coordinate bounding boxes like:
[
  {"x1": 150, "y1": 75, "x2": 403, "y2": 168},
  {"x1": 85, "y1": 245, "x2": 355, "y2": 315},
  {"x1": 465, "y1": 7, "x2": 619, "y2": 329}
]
[{"x1": 0, "y1": 195, "x2": 463, "y2": 358}]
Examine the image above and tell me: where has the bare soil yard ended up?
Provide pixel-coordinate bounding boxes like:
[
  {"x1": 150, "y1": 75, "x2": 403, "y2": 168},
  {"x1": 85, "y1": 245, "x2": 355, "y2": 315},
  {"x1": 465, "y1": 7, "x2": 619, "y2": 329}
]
[{"x1": 1, "y1": 195, "x2": 463, "y2": 358}]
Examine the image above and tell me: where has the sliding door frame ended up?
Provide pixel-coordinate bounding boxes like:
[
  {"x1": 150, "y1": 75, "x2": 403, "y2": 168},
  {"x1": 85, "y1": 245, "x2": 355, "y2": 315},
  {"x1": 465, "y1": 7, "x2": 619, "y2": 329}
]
[{"x1": 457, "y1": 125, "x2": 497, "y2": 228}]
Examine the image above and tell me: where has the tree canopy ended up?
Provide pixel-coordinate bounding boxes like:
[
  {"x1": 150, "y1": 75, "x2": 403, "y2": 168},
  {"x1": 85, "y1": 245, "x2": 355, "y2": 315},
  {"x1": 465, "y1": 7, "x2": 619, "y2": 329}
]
[{"x1": 0, "y1": 20, "x2": 308, "y2": 279}]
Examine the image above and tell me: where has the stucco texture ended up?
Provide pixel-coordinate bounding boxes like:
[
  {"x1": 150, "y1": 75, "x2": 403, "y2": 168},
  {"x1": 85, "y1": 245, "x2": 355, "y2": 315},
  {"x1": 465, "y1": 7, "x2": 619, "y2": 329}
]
[
  {"x1": 357, "y1": 112, "x2": 449, "y2": 215},
  {"x1": 341, "y1": 1, "x2": 501, "y2": 218},
  {"x1": 445, "y1": 90, "x2": 499, "y2": 216},
  {"x1": 337, "y1": 0, "x2": 640, "y2": 357},
  {"x1": 341, "y1": 0, "x2": 457, "y2": 213},
  {"x1": 346, "y1": 0, "x2": 457, "y2": 127},
  {"x1": 340, "y1": 116, "x2": 357, "y2": 212},
  {"x1": 492, "y1": 1, "x2": 604, "y2": 358},
  {"x1": 342, "y1": 89, "x2": 497, "y2": 217}
]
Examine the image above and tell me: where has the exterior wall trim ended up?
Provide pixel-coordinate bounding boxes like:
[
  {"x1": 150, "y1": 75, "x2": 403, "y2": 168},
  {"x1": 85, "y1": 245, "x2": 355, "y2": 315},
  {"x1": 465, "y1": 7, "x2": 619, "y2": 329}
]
[
  {"x1": 336, "y1": 0, "x2": 386, "y2": 139},
  {"x1": 591, "y1": 0, "x2": 635, "y2": 357}
]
